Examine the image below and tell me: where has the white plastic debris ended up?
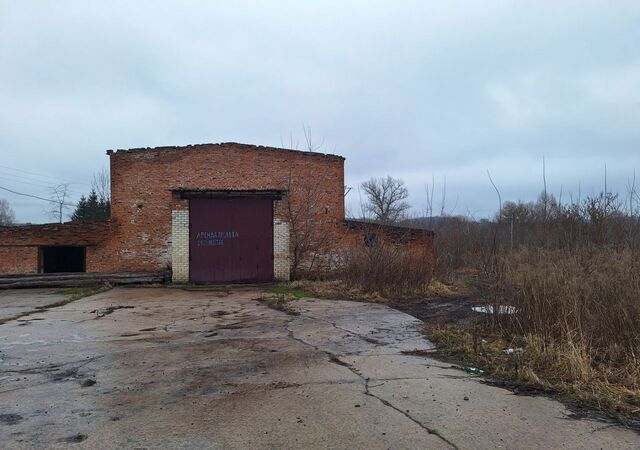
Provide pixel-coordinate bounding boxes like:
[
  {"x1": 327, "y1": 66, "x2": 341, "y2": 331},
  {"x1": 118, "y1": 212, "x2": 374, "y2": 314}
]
[
  {"x1": 471, "y1": 305, "x2": 517, "y2": 314},
  {"x1": 503, "y1": 348, "x2": 523, "y2": 355}
]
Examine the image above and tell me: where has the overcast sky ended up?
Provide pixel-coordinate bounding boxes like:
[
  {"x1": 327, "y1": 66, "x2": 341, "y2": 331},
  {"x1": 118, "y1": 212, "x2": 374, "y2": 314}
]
[{"x1": 1, "y1": 1, "x2": 639, "y2": 223}]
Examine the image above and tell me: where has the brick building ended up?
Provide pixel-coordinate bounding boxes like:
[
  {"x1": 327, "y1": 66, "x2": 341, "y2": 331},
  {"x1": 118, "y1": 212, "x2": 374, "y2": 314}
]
[{"x1": 0, "y1": 143, "x2": 433, "y2": 283}]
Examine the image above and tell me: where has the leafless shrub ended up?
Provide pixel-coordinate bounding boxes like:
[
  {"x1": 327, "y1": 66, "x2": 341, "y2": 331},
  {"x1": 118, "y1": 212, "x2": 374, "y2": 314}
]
[
  {"x1": 338, "y1": 226, "x2": 433, "y2": 298},
  {"x1": 283, "y1": 171, "x2": 332, "y2": 279},
  {"x1": 92, "y1": 168, "x2": 111, "y2": 204}
]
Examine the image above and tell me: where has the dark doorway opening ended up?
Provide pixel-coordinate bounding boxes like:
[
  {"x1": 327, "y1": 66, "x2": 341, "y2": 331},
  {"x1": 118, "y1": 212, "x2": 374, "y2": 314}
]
[{"x1": 40, "y1": 246, "x2": 86, "y2": 273}]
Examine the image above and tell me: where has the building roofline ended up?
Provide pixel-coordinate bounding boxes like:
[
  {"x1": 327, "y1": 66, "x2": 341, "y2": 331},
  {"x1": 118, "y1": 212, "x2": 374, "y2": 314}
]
[{"x1": 106, "y1": 142, "x2": 345, "y2": 161}]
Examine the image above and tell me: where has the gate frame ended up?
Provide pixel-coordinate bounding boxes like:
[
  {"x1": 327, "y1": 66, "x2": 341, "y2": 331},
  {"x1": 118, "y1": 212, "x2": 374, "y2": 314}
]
[{"x1": 170, "y1": 189, "x2": 288, "y2": 284}]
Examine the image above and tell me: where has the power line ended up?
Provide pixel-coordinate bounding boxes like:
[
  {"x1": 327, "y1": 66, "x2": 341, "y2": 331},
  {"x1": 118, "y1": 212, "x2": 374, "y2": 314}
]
[
  {"x1": 0, "y1": 164, "x2": 65, "y2": 182},
  {"x1": 0, "y1": 185, "x2": 76, "y2": 207},
  {"x1": 0, "y1": 173, "x2": 57, "y2": 189},
  {"x1": 0, "y1": 165, "x2": 91, "y2": 187}
]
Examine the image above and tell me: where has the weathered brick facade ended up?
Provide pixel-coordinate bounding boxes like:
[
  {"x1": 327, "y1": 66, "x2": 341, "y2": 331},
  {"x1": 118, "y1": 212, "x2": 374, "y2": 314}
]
[
  {"x1": 0, "y1": 143, "x2": 435, "y2": 282},
  {"x1": 106, "y1": 143, "x2": 344, "y2": 278},
  {"x1": 0, "y1": 143, "x2": 346, "y2": 281}
]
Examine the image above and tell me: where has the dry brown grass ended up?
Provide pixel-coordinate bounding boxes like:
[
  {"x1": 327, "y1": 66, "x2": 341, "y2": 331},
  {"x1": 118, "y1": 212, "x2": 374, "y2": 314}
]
[
  {"x1": 336, "y1": 238, "x2": 433, "y2": 298},
  {"x1": 422, "y1": 189, "x2": 640, "y2": 419},
  {"x1": 499, "y1": 249, "x2": 640, "y2": 388},
  {"x1": 426, "y1": 247, "x2": 640, "y2": 420}
]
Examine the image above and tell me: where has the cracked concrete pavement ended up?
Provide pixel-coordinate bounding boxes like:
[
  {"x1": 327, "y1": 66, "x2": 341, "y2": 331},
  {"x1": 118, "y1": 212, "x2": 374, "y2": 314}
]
[
  {"x1": 0, "y1": 289, "x2": 68, "y2": 323},
  {"x1": 0, "y1": 287, "x2": 637, "y2": 449}
]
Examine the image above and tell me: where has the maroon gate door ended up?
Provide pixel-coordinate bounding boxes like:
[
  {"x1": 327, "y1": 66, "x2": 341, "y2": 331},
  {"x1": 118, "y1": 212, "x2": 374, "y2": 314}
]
[{"x1": 189, "y1": 198, "x2": 273, "y2": 284}]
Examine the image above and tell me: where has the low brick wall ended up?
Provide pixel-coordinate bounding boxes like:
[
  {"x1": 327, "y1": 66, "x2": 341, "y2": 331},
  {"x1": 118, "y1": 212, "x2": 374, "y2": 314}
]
[
  {"x1": 342, "y1": 220, "x2": 436, "y2": 272},
  {"x1": 0, "y1": 247, "x2": 38, "y2": 275},
  {"x1": 0, "y1": 222, "x2": 113, "y2": 275},
  {"x1": 0, "y1": 222, "x2": 112, "y2": 247}
]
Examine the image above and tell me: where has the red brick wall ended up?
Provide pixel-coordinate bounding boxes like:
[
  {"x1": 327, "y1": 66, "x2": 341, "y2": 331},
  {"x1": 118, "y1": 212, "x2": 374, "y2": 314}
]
[
  {"x1": 0, "y1": 222, "x2": 114, "y2": 274},
  {"x1": 0, "y1": 247, "x2": 38, "y2": 274},
  {"x1": 0, "y1": 144, "x2": 345, "y2": 276},
  {"x1": 0, "y1": 144, "x2": 439, "y2": 279},
  {"x1": 102, "y1": 143, "x2": 346, "y2": 272},
  {"x1": 341, "y1": 220, "x2": 436, "y2": 273},
  {"x1": 0, "y1": 222, "x2": 112, "y2": 246}
]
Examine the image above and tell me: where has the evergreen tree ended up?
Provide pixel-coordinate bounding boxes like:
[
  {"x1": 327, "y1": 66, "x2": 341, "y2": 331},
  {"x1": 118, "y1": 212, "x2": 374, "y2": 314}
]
[{"x1": 71, "y1": 189, "x2": 110, "y2": 222}]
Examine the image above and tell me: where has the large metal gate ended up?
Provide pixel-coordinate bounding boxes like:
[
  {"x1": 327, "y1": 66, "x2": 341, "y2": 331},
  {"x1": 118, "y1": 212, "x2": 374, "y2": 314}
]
[{"x1": 189, "y1": 197, "x2": 273, "y2": 284}]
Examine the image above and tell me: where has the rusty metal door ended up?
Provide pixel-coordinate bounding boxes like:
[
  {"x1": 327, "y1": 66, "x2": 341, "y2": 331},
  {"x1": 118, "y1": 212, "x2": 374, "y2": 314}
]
[{"x1": 189, "y1": 198, "x2": 273, "y2": 284}]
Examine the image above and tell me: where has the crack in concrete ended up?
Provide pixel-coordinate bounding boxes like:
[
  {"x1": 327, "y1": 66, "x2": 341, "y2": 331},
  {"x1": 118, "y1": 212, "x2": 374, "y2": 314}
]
[
  {"x1": 363, "y1": 379, "x2": 459, "y2": 450},
  {"x1": 0, "y1": 355, "x2": 104, "y2": 376},
  {"x1": 285, "y1": 318, "x2": 458, "y2": 449},
  {"x1": 334, "y1": 353, "x2": 459, "y2": 450}
]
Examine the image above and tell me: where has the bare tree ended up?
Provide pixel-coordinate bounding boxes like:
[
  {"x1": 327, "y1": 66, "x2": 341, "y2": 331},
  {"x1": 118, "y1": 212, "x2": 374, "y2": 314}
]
[
  {"x1": 280, "y1": 125, "x2": 326, "y2": 152},
  {"x1": 48, "y1": 183, "x2": 71, "y2": 223},
  {"x1": 283, "y1": 171, "x2": 331, "y2": 278},
  {"x1": 92, "y1": 168, "x2": 110, "y2": 203},
  {"x1": 0, "y1": 199, "x2": 15, "y2": 225},
  {"x1": 361, "y1": 176, "x2": 410, "y2": 223},
  {"x1": 487, "y1": 169, "x2": 502, "y2": 218}
]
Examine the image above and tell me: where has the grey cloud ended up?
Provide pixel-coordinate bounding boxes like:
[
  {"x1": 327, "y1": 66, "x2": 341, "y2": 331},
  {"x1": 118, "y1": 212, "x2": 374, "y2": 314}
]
[{"x1": 0, "y1": 1, "x2": 639, "y2": 222}]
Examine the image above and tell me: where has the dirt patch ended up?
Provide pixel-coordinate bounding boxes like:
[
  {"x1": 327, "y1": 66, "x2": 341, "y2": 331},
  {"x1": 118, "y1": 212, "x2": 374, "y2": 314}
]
[
  {"x1": 271, "y1": 381, "x2": 301, "y2": 389},
  {"x1": 91, "y1": 305, "x2": 134, "y2": 318},
  {"x1": 393, "y1": 296, "x2": 479, "y2": 328},
  {"x1": 256, "y1": 295, "x2": 300, "y2": 316},
  {"x1": 401, "y1": 349, "x2": 436, "y2": 357},
  {"x1": 215, "y1": 323, "x2": 245, "y2": 330},
  {"x1": 328, "y1": 354, "x2": 351, "y2": 367},
  {"x1": 61, "y1": 434, "x2": 87, "y2": 443},
  {"x1": 49, "y1": 367, "x2": 80, "y2": 382},
  {"x1": 0, "y1": 285, "x2": 110, "y2": 325},
  {"x1": 0, "y1": 414, "x2": 23, "y2": 425}
]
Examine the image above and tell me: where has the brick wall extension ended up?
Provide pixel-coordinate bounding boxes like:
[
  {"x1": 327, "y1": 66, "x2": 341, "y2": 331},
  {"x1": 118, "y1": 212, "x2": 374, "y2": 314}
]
[
  {"x1": 342, "y1": 220, "x2": 436, "y2": 273},
  {"x1": 0, "y1": 222, "x2": 112, "y2": 247},
  {"x1": 0, "y1": 222, "x2": 114, "y2": 274},
  {"x1": 0, "y1": 247, "x2": 38, "y2": 275}
]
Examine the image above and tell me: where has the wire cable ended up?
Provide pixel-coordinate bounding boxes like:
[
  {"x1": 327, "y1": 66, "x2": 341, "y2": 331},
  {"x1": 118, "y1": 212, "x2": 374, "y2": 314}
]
[{"x1": 0, "y1": 185, "x2": 76, "y2": 207}]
